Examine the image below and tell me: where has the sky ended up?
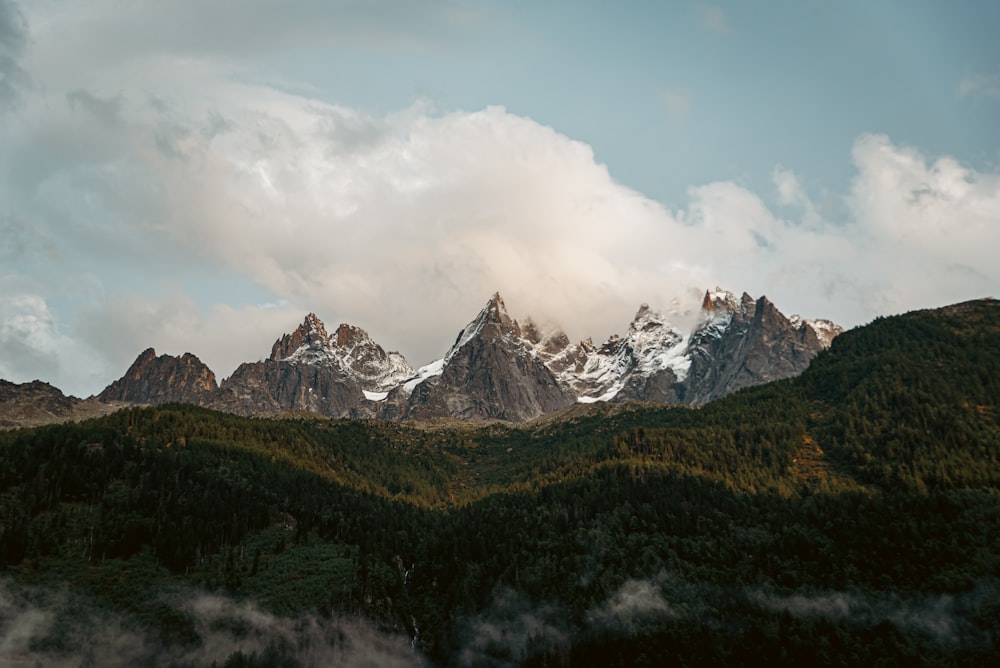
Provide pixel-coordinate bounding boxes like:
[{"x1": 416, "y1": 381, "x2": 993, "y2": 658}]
[{"x1": 1, "y1": 0, "x2": 998, "y2": 397}]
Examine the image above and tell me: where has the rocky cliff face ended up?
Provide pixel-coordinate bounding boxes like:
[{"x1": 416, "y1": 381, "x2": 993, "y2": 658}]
[
  {"x1": 381, "y1": 293, "x2": 575, "y2": 421},
  {"x1": 213, "y1": 360, "x2": 366, "y2": 418},
  {"x1": 1, "y1": 380, "x2": 75, "y2": 429},
  {"x1": 267, "y1": 313, "x2": 412, "y2": 390},
  {"x1": 681, "y1": 290, "x2": 842, "y2": 403},
  {"x1": 97, "y1": 348, "x2": 218, "y2": 405},
  {"x1": 329, "y1": 323, "x2": 413, "y2": 392},
  {"x1": 214, "y1": 313, "x2": 411, "y2": 418}
]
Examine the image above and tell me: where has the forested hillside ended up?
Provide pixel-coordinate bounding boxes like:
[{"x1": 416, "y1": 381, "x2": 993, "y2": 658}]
[{"x1": 0, "y1": 299, "x2": 997, "y2": 666}]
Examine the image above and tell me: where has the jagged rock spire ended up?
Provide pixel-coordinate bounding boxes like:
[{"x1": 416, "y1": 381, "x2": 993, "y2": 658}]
[
  {"x1": 443, "y1": 292, "x2": 522, "y2": 363},
  {"x1": 395, "y1": 291, "x2": 575, "y2": 421},
  {"x1": 270, "y1": 313, "x2": 332, "y2": 361},
  {"x1": 482, "y1": 292, "x2": 516, "y2": 329}
]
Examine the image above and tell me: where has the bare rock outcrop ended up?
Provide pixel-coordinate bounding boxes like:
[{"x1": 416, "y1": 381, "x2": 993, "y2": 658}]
[{"x1": 97, "y1": 348, "x2": 218, "y2": 405}]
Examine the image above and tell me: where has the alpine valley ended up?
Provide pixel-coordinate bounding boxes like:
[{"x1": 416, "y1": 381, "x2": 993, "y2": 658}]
[
  {"x1": 0, "y1": 298, "x2": 997, "y2": 667},
  {"x1": 87, "y1": 289, "x2": 842, "y2": 424}
]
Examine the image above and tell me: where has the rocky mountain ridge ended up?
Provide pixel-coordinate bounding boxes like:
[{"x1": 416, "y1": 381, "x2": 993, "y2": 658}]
[
  {"x1": 1, "y1": 290, "x2": 842, "y2": 425},
  {"x1": 1, "y1": 380, "x2": 119, "y2": 430},
  {"x1": 682, "y1": 290, "x2": 835, "y2": 403},
  {"x1": 85, "y1": 289, "x2": 840, "y2": 422},
  {"x1": 97, "y1": 348, "x2": 219, "y2": 406}
]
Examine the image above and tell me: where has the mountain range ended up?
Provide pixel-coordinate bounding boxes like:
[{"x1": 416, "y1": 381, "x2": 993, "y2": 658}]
[
  {"x1": 1, "y1": 289, "x2": 841, "y2": 426},
  {"x1": 89, "y1": 289, "x2": 840, "y2": 422},
  {"x1": 0, "y1": 298, "x2": 996, "y2": 666}
]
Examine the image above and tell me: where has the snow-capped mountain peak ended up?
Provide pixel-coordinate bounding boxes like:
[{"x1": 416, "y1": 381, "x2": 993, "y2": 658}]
[
  {"x1": 625, "y1": 304, "x2": 689, "y2": 380},
  {"x1": 331, "y1": 323, "x2": 413, "y2": 391},
  {"x1": 443, "y1": 292, "x2": 520, "y2": 364},
  {"x1": 270, "y1": 312, "x2": 333, "y2": 362},
  {"x1": 99, "y1": 289, "x2": 841, "y2": 421},
  {"x1": 483, "y1": 291, "x2": 515, "y2": 326},
  {"x1": 806, "y1": 319, "x2": 843, "y2": 348},
  {"x1": 557, "y1": 302, "x2": 691, "y2": 404},
  {"x1": 701, "y1": 288, "x2": 738, "y2": 314},
  {"x1": 267, "y1": 292, "x2": 837, "y2": 412},
  {"x1": 398, "y1": 292, "x2": 523, "y2": 396},
  {"x1": 391, "y1": 292, "x2": 574, "y2": 420},
  {"x1": 269, "y1": 314, "x2": 412, "y2": 391}
]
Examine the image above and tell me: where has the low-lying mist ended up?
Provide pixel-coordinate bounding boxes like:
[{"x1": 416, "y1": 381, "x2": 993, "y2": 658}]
[
  {"x1": 456, "y1": 573, "x2": 999, "y2": 666},
  {"x1": 2, "y1": 572, "x2": 996, "y2": 666},
  {"x1": 0, "y1": 577, "x2": 420, "y2": 667}
]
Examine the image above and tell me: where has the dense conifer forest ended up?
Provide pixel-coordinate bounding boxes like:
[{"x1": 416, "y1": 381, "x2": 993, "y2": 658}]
[{"x1": 0, "y1": 299, "x2": 998, "y2": 666}]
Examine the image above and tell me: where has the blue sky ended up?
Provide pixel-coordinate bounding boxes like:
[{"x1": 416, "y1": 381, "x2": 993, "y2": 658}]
[
  {"x1": 1, "y1": 1, "x2": 998, "y2": 395},
  {"x1": 257, "y1": 0, "x2": 1000, "y2": 204}
]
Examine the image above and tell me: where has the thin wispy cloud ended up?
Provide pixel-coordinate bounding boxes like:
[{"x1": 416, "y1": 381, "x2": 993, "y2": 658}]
[
  {"x1": 662, "y1": 87, "x2": 692, "y2": 121},
  {"x1": 694, "y1": 3, "x2": 730, "y2": 33},
  {"x1": 958, "y1": 72, "x2": 1000, "y2": 99},
  {"x1": 0, "y1": 0, "x2": 30, "y2": 111}
]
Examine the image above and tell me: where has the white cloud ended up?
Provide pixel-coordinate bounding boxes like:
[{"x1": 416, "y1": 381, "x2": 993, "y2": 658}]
[
  {"x1": 7, "y1": 78, "x2": 1000, "y2": 393},
  {"x1": 6, "y1": 73, "x2": 710, "y2": 373},
  {"x1": 773, "y1": 167, "x2": 805, "y2": 207},
  {"x1": 849, "y1": 134, "x2": 1000, "y2": 254},
  {"x1": 958, "y1": 72, "x2": 1000, "y2": 99},
  {"x1": 841, "y1": 133, "x2": 1000, "y2": 312},
  {"x1": 0, "y1": 292, "x2": 104, "y2": 395},
  {"x1": 676, "y1": 136, "x2": 1000, "y2": 328},
  {"x1": 773, "y1": 166, "x2": 822, "y2": 228}
]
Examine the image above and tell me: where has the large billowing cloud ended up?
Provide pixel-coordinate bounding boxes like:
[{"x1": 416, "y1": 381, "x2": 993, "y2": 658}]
[
  {"x1": 845, "y1": 134, "x2": 999, "y2": 311},
  {"x1": 1, "y1": 3, "x2": 998, "y2": 396},
  {"x1": 3, "y1": 74, "x2": 717, "y2": 389}
]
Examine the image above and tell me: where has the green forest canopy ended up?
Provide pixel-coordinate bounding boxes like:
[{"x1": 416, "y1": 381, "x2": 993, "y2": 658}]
[{"x1": 0, "y1": 299, "x2": 997, "y2": 666}]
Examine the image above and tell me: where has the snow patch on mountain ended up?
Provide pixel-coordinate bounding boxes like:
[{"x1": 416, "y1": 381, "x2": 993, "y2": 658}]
[
  {"x1": 577, "y1": 382, "x2": 625, "y2": 404},
  {"x1": 565, "y1": 336, "x2": 633, "y2": 402},
  {"x1": 628, "y1": 305, "x2": 690, "y2": 381},
  {"x1": 789, "y1": 316, "x2": 843, "y2": 348},
  {"x1": 443, "y1": 292, "x2": 515, "y2": 364},
  {"x1": 282, "y1": 341, "x2": 344, "y2": 367},
  {"x1": 401, "y1": 358, "x2": 446, "y2": 394},
  {"x1": 274, "y1": 315, "x2": 413, "y2": 391},
  {"x1": 540, "y1": 303, "x2": 691, "y2": 404}
]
